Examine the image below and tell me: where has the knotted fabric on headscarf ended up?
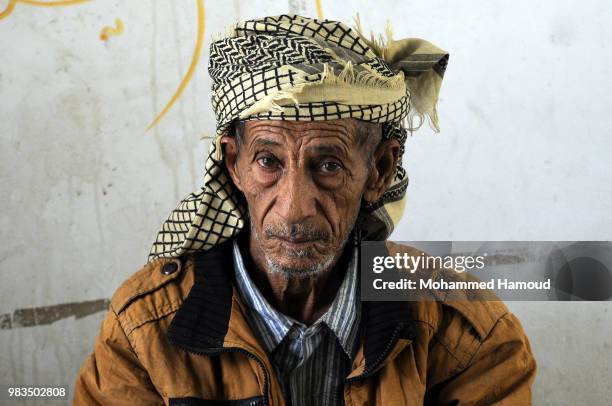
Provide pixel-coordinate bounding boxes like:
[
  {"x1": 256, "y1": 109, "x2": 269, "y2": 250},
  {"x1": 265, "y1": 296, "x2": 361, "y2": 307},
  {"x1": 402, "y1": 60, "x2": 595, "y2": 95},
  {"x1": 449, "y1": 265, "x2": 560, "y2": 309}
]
[{"x1": 148, "y1": 15, "x2": 448, "y2": 261}]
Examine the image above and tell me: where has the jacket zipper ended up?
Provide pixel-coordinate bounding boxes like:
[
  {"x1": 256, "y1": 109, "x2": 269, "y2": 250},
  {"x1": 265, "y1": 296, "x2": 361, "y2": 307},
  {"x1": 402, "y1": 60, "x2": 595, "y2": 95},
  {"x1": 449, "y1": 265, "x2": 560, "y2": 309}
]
[
  {"x1": 348, "y1": 227, "x2": 407, "y2": 382},
  {"x1": 348, "y1": 222, "x2": 402, "y2": 382},
  {"x1": 171, "y1": 342, "x2": 270, "y2": 406},
  {"x1": 345, "y1": 322, "x2": 405, "y2": 383}
]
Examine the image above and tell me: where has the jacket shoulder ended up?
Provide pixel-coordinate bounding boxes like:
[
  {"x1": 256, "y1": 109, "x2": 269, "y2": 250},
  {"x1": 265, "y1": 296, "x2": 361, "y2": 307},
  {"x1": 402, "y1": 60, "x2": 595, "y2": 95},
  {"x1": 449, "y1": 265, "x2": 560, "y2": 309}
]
[
  {"x1": 384, "y1": 241, "x2": 512, "y2": 364},
  {"x1": 109, "y1": 256, "x2": 194, "y2": 336}
]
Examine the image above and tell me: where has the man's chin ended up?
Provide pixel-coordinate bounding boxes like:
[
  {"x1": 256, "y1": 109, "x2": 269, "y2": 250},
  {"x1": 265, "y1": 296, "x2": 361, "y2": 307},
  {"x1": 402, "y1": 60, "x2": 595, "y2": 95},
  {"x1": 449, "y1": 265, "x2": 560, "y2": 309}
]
[{"x1": 263, "y1": 255, "x2": 335, "y2": 278}]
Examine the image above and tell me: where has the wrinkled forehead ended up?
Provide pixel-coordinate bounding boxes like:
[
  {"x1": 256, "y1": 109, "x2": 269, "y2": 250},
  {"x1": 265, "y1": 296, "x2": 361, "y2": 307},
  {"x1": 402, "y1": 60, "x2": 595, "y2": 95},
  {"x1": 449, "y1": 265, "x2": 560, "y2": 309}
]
[
  {"x1": 246, "y1": 119, "x2": 356, "y2": 140},
  {"x1": 234, "y1": 118, "x2": 381, "y2": 150}
]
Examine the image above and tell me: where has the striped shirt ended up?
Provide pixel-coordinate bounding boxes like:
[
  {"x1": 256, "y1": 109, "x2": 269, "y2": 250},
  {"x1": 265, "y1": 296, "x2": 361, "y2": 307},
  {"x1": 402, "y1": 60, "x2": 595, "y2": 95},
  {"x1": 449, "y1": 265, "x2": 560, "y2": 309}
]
[{"x1": 232, "y1": 239, "x2": 361, "y2": 406}]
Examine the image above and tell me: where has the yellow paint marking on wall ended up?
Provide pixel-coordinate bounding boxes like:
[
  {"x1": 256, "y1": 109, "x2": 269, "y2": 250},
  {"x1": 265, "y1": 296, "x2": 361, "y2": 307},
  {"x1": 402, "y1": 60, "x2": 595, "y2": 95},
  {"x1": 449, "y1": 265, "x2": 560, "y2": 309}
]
[
  {"x1": 0, "y1": 0, "x2": 18, "y2": 20},
  {"x1": 18, "y1": 0, "x2": 90, "y2": 6},
  {"x1": 315, "y1": 0, "x2": 323, "y2": 19},
  {"x1": 147, "y1": 0, "x2": 206, "y2": 131},
  {"x1": 100, "y1": 18, "x2": 123, "y2": 41},
  {"x1": 0, "y1": 0, "x2": 90, "y2": 21}
]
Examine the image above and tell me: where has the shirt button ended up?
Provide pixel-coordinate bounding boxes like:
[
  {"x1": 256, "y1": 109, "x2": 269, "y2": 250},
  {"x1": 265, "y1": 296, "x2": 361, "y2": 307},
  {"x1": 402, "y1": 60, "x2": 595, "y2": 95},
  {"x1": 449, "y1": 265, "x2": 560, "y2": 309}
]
[{"x1": 161, "y1": 261, "x2": 178, "y2": 275}]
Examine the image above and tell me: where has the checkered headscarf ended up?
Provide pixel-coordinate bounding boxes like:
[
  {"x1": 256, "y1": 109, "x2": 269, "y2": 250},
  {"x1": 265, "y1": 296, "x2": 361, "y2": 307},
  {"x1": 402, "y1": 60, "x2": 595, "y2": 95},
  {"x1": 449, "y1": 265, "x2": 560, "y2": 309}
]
[{"x1": 148, "y1": 15, "x2": 448, "y2": 261}]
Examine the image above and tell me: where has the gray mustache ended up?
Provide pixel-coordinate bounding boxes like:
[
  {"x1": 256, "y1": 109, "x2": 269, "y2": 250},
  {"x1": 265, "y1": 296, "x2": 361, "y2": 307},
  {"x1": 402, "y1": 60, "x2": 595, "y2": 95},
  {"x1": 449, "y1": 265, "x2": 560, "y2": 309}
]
[{"x1": 264, "y1": 223, "x2": 330, "y2": 241}]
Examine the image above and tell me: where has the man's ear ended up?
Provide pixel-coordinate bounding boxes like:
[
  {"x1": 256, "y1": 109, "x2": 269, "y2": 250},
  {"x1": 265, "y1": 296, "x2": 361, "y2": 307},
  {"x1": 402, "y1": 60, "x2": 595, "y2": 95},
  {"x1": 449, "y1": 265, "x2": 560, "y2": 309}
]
[
  {"x1": 219, "y1": 136, "x2": 244, "y2": 192},
  {"x1": 363, "y1": 138, "x2": 401, "y2": 203}
]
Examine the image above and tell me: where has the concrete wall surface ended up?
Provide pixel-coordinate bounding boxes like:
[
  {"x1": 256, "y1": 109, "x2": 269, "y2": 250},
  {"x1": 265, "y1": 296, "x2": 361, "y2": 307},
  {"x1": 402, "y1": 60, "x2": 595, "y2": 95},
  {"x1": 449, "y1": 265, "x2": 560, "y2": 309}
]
[{"x1": 1, "y1": 0, "x2": 611, "y2": 404}]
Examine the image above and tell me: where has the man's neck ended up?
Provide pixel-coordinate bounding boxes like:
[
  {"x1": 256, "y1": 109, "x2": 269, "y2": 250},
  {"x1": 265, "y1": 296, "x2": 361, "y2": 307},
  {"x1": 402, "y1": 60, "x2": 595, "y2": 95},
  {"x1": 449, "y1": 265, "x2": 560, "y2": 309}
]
[{"x1": 241, "y1": 233, "x2": 351, "y2": 325}]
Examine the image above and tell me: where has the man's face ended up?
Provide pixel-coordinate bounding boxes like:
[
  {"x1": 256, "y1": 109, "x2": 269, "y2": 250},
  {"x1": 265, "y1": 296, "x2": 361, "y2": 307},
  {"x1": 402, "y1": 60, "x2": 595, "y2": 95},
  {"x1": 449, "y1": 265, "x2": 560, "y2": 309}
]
[{"x1": 223, "y1": 119, "x2": 395, "y2": 278}]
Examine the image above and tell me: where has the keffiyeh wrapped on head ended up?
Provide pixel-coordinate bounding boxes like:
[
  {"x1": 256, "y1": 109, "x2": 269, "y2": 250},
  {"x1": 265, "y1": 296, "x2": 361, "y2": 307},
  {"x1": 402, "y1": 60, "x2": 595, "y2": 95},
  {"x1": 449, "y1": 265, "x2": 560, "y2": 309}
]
[{"x1": 149, "y1": 15, "x2": 448, "y2": 261}]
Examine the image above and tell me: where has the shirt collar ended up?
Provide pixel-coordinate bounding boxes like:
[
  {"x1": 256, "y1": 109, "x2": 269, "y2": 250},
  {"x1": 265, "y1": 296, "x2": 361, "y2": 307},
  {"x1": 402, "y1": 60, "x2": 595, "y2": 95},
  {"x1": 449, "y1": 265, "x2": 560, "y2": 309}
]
[{"x1": 232, "y1": 238, "x2": 361, "y2": 358}]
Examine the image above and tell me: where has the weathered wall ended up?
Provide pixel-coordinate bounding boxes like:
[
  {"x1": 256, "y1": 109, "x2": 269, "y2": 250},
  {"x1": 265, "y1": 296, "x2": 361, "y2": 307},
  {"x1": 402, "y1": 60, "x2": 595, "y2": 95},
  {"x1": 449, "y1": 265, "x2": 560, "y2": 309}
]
[{"x1": 1, "y1": 0, "x2": 611, "y2": 404}]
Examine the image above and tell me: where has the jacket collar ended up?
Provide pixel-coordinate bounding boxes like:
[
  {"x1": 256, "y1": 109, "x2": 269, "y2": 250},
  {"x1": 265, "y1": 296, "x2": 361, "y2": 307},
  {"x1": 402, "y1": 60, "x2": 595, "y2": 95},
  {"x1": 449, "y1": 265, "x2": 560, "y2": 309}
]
[{"x1": 167, "y1": 238, "x2": 417, "y2": 376}]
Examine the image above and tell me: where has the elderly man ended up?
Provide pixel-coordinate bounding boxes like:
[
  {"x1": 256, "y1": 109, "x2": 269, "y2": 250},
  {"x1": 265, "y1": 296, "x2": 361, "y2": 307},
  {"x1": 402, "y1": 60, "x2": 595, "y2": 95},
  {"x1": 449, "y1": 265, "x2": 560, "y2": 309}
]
[{"x1": 74, "y1": 15, "x2": 536, "y2": 405}]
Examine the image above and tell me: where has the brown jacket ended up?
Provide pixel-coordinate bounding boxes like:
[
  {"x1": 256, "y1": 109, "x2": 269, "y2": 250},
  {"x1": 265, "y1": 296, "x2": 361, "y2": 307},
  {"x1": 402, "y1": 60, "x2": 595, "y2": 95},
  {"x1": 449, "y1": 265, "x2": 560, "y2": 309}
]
[{"x1": 74, "y1": 241, "x2": 536, "y2": 405}]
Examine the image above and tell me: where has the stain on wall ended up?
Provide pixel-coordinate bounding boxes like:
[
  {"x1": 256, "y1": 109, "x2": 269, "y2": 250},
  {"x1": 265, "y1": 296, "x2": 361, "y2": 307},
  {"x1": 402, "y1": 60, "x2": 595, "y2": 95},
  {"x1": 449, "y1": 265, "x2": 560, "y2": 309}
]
[{"x1": 1, "y1": 299, "x2": 109, "y2": 330}]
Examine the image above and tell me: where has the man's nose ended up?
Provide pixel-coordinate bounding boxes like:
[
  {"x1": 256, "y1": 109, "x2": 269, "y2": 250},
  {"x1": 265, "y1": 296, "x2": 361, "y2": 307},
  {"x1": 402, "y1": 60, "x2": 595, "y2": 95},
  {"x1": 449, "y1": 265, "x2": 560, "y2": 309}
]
[{"x1": 274, "y1": 167, "x2": 318, "y2": 224}]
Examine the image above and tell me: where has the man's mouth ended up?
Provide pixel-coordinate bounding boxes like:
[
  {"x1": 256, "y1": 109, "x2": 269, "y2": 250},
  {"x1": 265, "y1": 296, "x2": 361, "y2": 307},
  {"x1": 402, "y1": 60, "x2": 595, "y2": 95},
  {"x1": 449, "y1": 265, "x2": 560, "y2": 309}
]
[
  {"x1": 262, "y1": 223, "x2": 330, "y2": 246},
  {"x1": 275, "y1": 236, "x2": 320, "y2": 245}
]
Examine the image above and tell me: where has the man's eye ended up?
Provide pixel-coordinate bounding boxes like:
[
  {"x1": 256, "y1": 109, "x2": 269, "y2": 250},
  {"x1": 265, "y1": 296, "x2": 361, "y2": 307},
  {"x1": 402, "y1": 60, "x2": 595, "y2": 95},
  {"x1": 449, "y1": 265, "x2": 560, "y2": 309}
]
[
  {"x1": 257, "y1": 156, "x2": 279, "y2": 169},
  {"x1": 319, "y1": 161, "x2": 343, "y2": 174}
]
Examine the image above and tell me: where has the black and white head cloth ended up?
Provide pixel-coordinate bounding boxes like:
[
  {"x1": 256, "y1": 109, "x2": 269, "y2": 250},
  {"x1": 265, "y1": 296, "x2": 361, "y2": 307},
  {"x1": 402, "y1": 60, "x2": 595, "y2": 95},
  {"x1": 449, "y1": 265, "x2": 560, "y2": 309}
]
[{"x1": 148, "y1": 15, "x2": 449, "y2": 261}]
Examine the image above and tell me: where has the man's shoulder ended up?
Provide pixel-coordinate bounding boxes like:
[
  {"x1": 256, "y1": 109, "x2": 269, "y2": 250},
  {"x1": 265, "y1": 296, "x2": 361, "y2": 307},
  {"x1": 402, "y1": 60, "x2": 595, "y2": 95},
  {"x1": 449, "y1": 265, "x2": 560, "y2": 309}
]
[
  {"x1": 384, "y1": 241, "x2": 515, "y2": 365},
  {"x1": 109, "y1": 255, "x2": 195, "y2": 336}
]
